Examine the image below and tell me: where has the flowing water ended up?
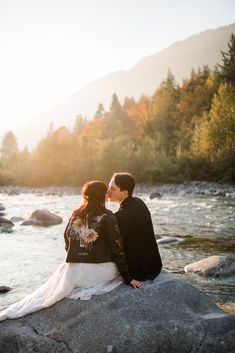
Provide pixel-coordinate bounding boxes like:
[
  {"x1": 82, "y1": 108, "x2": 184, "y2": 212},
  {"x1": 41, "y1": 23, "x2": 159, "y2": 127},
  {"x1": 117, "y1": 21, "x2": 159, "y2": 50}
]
[{"x1": 0, "y1": 182, "x2": 235, "y2": 311}]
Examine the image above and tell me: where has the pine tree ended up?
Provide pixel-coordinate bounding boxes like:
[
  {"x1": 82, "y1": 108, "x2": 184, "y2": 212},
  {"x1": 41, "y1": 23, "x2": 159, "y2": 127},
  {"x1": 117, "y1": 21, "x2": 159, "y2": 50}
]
[
  {"x1": 219, "y1": 33, "x2": 235, "y2": 85},
  {"x1": 146, "y1": 70, "x2": 179, "y2": 155},
  {"x1": 1, "y1": 131, "x2": 19, "y2": 165},
  {"x1": 110, "y1": 93, "x2": 122, "y2": 111},
  {"x1": 106, "y1": 93, "x2": 131, "y2": 137},
  {"x1": 0, "y1": 131, "x2": 19, "y2": 183},
  {"x1": 95, "y1": 103, "x2": 105, "y2": 119},
  {"x1": 191, "y1": 83, "x2": 235, "y2": 179},
  {"x1": 73, "y1": 115, "x2": 87, "y2": 134}
]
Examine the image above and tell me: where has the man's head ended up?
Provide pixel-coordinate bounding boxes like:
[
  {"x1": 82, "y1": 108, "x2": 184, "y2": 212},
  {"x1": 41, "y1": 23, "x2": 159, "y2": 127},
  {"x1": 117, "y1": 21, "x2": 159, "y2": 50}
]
[{"x1": 108, "y1": 172, "x2": 136, "y2": 203}]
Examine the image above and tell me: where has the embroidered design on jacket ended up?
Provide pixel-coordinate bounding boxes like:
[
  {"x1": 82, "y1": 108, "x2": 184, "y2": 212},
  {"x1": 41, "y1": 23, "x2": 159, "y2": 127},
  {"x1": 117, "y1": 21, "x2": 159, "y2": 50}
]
[{"x1": 69, "y1": 215, "x2": 99, "y2": 249}]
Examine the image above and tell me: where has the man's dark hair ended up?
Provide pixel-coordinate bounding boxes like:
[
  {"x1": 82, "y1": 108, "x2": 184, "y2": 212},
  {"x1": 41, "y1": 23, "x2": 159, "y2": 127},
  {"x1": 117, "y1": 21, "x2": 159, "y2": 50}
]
[{"x1": 112, "y1": 172, "x2": 136, "y2": 196}]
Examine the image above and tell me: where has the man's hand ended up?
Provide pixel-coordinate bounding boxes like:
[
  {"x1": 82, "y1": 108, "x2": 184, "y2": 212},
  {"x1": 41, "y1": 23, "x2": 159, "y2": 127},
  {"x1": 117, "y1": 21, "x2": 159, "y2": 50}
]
[{"x1": 130, "y1": 279, "x2": 144, "y2": 289}]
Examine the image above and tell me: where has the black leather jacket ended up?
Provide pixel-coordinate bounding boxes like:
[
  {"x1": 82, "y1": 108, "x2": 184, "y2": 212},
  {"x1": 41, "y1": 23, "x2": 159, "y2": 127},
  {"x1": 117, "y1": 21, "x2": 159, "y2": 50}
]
[
  {"x1": 64, "y1": 209, "x2": 132, "y2": 284},
  {"x1": 115, "y1": 196, "x2": 162, "y2": 280}
]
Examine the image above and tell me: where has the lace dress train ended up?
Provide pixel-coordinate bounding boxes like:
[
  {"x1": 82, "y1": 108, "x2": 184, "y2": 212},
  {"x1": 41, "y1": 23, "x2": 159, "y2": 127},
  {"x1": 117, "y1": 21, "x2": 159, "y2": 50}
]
[{"x1": 0, "y1": 262, "x2": 123, "y2": 321}]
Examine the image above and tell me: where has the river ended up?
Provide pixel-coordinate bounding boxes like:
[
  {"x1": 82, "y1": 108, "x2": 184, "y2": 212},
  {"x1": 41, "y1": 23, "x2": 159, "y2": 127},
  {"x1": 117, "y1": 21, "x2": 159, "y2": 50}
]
[{"x1": 0, "y1": 182, "x2": 235, "y2": 311}]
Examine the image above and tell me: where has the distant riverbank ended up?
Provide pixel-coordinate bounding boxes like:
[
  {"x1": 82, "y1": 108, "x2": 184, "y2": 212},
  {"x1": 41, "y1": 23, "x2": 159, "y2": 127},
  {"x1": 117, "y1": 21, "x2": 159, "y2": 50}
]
[{"x1": 1, "y1": 180, "x2": 235, "y2": 198}]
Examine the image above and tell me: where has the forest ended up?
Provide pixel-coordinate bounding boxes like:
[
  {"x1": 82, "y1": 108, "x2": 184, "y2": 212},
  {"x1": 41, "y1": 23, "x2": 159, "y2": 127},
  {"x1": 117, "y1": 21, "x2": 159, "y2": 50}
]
[{"x1": 0, "y1": 34, "x2": 235, "y2": 186}]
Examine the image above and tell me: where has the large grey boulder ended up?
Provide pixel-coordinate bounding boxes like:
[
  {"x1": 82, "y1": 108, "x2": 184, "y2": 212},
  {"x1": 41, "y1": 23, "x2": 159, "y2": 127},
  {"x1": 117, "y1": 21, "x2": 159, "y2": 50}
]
[
  {"x1": 185, "y1": 255, "x2": 235, "y2": 277},
  {"x1": 21, "y1": 209, "x2": 63, "y2": 226},
  {"x1": 0, "y1": 203, "x2": 5, "y2": 211},
  {"x1": 0, "y1": 271, "x2": 234, "y2": 353}
]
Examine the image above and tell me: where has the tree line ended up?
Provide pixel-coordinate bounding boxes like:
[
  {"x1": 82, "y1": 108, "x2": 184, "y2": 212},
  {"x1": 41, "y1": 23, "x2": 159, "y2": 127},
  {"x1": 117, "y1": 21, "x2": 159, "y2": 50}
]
[{"x1": 0, "y1": 34, "x2": 235, "y2": 186}]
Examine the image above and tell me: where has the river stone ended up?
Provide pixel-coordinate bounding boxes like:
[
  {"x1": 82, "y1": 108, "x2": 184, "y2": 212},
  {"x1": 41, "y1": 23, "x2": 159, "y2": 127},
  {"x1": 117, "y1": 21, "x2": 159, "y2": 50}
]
[
  {"x1": 184, "y1": 255, "x2": 235, "y2": 277},
  {"x1": 0, "y1": 203, "x2": 5, "y2": 211},
  {"x1": 26, "y1": 209, "x2": 63, "y2": 226},
  {"x1": 0, "y1": 226, "x2": 13, "y2": 233},
  {"x1": 149, "y1": 191, "x2": 162, "y2": 199},
  {"x1": 0, "y1": 217, "x2": 14, "y2": 227},
  {"x1": 0, "y1": 271, "x2": 234, "y2": 353},
  {"x1": 157, "y1": 236, "x2": 180, "y2": 244},
  {"x1": 10, "y1": 216, "x2": 25, "y2": 222},
  {"x1": 21, "y1": 220, "x2": 36, "y2": 226},
  {"x1": 0, "y1": 286, "x2": 11, "y2": 293}
]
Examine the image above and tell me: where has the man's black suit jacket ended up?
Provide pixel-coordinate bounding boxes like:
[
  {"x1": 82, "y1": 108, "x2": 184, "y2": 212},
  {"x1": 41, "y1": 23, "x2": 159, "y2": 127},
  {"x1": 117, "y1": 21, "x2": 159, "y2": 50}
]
[{"x1": 115, "y1": 196, "x2": 162, "y2": 280}]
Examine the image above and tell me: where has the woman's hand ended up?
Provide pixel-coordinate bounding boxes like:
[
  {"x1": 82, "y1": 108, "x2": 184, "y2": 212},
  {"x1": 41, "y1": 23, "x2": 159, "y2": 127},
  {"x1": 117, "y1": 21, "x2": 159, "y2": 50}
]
[{"x1": 130, "y1": 279, "x2": 144, "y2": 289}]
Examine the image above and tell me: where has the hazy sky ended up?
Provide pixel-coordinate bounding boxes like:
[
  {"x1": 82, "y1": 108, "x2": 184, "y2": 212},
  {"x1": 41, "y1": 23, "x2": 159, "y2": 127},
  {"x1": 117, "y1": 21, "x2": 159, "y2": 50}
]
[{"x1": 0, "y1": 0, "x2": 235, "y2": 132}]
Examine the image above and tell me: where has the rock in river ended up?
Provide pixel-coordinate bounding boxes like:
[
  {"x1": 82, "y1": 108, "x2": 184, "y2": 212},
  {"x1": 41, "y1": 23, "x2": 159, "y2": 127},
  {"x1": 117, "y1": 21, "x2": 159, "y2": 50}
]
[
  {"x1": 184, "y1": 255, "x2": 235, "y2": 277},
  {"x1": 0, "y1": 217, "x2": 14, "y2": 227},
  {"x1": 157, "y1": 236, "x2": 180, "y2": 244},
  {"x1": 0, "y1": 286, "x2": 11, "y2": 293},
  {"x1": 21, "y1": 209, "x2": 63, "y2": 226},
  {"x1": 0, "y1": 203, "x2": 6, "y2": 211},
  {"x1": 149, "y1": 191, "x2": 162, "y2": 199},
  {"x1": 0, "y1": 271, "x2": 234, "y2": 353},
  {"x1": 10, "y1": 216, "x2": 25, "y2": 223}
]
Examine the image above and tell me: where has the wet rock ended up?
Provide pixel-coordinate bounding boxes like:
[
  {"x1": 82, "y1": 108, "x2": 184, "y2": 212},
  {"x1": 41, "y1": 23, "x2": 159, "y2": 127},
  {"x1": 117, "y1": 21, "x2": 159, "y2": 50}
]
[
  {"x1": 149, "y1": 191, "x2": 162, "y2": 199},
  {"x1": 25, "y1": 209, "x2": 63, "y2": 226},
  {"x1": 0, "y1": 226, "x2": 13, "y2": 233},
  {"x1": 10, "y1": 216, "x2": 25, "y2": 222},
  {"x1": 213, "y1": 191, "x2": 226, "y2": 197},
  {"x1": 0, "y1": 203, "x2": 6, "y2": 211},
  {"x1": 0, "y1": 286, "x2": 11, "y2": 293},
  {"x1": 184, "y1": 255, "x2": 235, "y2": 277},
  {"x1": 21, "y1": 220, "x2": 36, "y2": 226},
  {"x1": 157, "y1": 236, "x2": 180, "y2": 244},
  {"x1": 0, "y1": 217, "x2": 14, "y2": 227},
  {"x1": 0, "y1": 271, "x2": 234, "y2": 353}
]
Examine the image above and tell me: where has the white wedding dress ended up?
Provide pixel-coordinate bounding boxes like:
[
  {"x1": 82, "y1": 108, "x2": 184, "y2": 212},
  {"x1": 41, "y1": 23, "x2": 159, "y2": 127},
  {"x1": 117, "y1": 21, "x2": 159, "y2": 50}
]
[{"x1": 0, "y1": 262, "x2": 123, "y2": 322}]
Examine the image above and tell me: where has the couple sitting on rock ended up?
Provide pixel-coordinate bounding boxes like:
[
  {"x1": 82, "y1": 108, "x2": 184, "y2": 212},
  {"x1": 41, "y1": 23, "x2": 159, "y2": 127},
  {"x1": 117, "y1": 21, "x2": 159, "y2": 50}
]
[{"x1": 0, "y1": 172, "x2": 162, "y2": 321}]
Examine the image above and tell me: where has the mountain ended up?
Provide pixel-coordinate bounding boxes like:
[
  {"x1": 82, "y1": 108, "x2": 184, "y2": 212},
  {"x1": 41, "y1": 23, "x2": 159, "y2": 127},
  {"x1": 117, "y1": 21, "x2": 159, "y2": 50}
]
[{"x1": 13, "y1": 22, "x2": 235, "y2": 149}]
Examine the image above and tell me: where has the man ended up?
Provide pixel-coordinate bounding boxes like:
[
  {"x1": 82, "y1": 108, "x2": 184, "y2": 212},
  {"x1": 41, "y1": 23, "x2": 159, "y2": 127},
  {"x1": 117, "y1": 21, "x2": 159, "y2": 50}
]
[{"x1": 108, "y1": 172, "x2": 162, "y2": 281}]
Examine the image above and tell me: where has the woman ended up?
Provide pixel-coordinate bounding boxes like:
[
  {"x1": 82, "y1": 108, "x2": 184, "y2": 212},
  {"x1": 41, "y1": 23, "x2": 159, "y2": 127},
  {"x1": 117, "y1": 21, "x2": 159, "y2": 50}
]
[{"x1": 0, "y1": 181, "x2": 142, "y2": 322}]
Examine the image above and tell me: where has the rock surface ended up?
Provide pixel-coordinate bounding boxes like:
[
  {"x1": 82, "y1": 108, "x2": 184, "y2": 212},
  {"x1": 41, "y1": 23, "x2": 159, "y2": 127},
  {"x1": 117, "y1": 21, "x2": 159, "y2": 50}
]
[
  {"x1": 0, "y1": 217, "x2": 14, "y2": 227},
  {"x1": 0, "y1": 271, "x2": 234, "y2": 353},
  {"x1": 10, "y1": 216, "x2": 25, "y2": 222},
  {"x1": 149, "y1": 191, "x2": 162, "y2": 199},
  {"x1": 23, "y1": 209, "x2": 63, "y2": 226},
  {"x1": 0, "y1": 286, "x2": 11, "y2": 294},
  {"x1": 184, "y1": 255, "x2": 235, "y2": 277},
  {"x1": 0, "y1": 226, "x2": 13, "y2": 233}
]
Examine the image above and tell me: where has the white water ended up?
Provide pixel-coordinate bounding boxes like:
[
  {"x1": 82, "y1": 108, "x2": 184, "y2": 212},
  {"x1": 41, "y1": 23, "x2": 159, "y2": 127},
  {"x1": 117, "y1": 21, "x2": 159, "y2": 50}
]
[{"x1": 0, "y1": 184, "x2": 235, "y2": 310}]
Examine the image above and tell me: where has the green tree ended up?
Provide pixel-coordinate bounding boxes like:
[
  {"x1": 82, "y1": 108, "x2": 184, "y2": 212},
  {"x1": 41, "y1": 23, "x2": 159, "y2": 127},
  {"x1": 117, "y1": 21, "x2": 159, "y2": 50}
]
[
  {"x1": 219, "y1": 33, "x2": 235, "y2": 85},
  {"x1": 105, "y1": 93, "x2": 131, "y2": 137},
  {"x1": 73, "y1": 115, "x2": 87, "y2": 135},
  {"x1": 145, "y1": 71, "x2": 179, "y2": 155},
  {"x1": 0, "y1": 131, "x2": 19, "y2": 183},
  {"x1": 191, "y1": 83, "x2": 235, "y2": 179},
  {"x1": 15, "y1": 147, "x2": 32, "y2": 185},
  {"x1": 94, "y1": 103, "x2": 105, "y2": 119},
  {"x1": 175, "y1": 66, "x2": 219, "y2": 152},
  {"x1": 31, "y1": 127, "x2": 74, "y2": 186}
]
